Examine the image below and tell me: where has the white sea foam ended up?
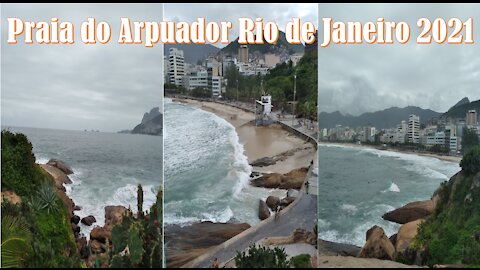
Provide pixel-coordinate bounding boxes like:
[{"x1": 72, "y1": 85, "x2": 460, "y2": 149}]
[
  {"x1": 35, "y1": 156, "x2": 50, "y2": 164},
  {"x1": 341, "y1": 204, "x2": 358, "y2": 213},
  {"x1": 382, "y1": 182, "x2": 400, "y2": 193}
]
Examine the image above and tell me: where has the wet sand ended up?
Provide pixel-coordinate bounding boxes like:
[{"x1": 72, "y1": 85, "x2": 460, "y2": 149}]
[{"x1": 173, "y1": 98, "x2": 316, "y2": 174}]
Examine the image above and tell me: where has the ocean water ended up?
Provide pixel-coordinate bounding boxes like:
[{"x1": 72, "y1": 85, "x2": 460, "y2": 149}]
[
  {"x1": 318, "y1": 144, "x2": 461, "y2": 247},
  {"x1": 3, "y1": 126, "x2": 162, "y2": 238},
  {"x1": 164, "y1": 100, "x2": 279, "y2": 226}
]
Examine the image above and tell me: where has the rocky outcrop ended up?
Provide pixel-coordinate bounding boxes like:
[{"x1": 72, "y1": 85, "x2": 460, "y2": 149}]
[
  {"x1": 90, "y1": 240, "x2": 105, "y2": 254},
  {"x1": 81, "y1": 215, "x2": 96, "y2": 226},
  {"x1": 40, "y1": 164, "x2": 72, "y2": 189},
  {"x1": 382, "y1": 200, "x2": 434, "y2": 224},
  {"x1": 71, "y1": 215, "x2": 80, "y2": 225},
  {"x1": 251, "y1": 167, "x2": 308, "y2": 189},
  {"x1": 258, "y1": 199, "x2": 270, "y2": 220},
  {"x1": 1, "y1": 190, "x2": 22, "y2": 205},
  {"x1": 292, "y1": 228, "x2": 317, "y2": 245},
  {"x1": 165, "y1": 221, "x2": 251, "y2": 268},
  {"x1": 395, "y1": 219, "x2": 424, "y2": 254},
  {"x1": 104, "y1": 205, "x2": 129, "y2": 228},
  {"x1": 280, "y1": 196, "x2": 296, "y2": 207},
  {"x1": 358, "y1": 225, "x2": 395, "y2": 261},
  {"x1": 266, "y1": 196, "x2": 280, "y2": 210},
  {"x1": 318, "y1": 239, "x2": 361, "y2": 257},
  {"x1": 132, "y1": 109, "x2": 163, "y2": 136},
  {"x1": 77, "y1": 236, "x2": 89, "y2": 259},
  {"x1": 90, "y1": 227, "x2": 111, "y2": 243},
  {"x1": 47, "y1": 159, "x2": 74, "y2": 175},
  {"x1": 250, "y1": 157, "x2": 276, "y2": 167}
]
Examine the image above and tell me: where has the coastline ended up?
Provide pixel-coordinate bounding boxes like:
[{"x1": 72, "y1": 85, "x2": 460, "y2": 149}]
[
  {"x1": 319, "y1": 141, "x2": 462, "y2": 164},
  {"x1": 172, "y1": 97, "x2": 316, "y2": 174}
]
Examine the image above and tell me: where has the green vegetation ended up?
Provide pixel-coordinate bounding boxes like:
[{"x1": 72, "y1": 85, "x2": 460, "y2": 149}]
[
  {"x1": 223, "y1": 50, "x2": 318, "y2": 120},
  {"x1": 412, "y1": 146, "x2": 480, "y2": 267},
  {"x1": 462, "y1": 127, "x2": 480, "y2": 155},
  {"x1": 107, "y1": 186, "x2": 163, "y2": 268},
  {"x1": 290, "y1": 254, "x2": 312, "y2": 268},
  {"x1": 443, "y1": 99, "x2": 480, "y2": 119},
  {"x1": 1, "y1": 130, "x2": 80, "y2": 268},
  {"x1": 234, "y1": 244, "x2": 290, "y2": 268}
]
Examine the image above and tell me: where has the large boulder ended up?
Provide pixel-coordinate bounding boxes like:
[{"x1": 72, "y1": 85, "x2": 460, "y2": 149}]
[
  {"x1": 40, "y1": 164, "x2": 72, "y2": 187},
  {"x1": 292, "y1": 228, "x2": 317, "y2": 245},
  {"x1": 382, "y1": 200, "x2": 434, "y2": 224},
  {"x1": 71, "y1": 223, "x2": 81, "y2": 234},
  {"x1": 280, "y1": 196, "x2": 296, "y2": 207},
  {"x1": 90, "y1": 227, "x2": 111, "y2": 243},
  {"x1": 266, "y1": 196, "x2": 280, "y2": 210},
  {"x1": 395, "y1": 219, "x2": 424, "y2": 254},
  {"x1": 250, "y1": 157, "x2": 276, "y2": 167},
  {"x1": 358, "y1": 225, "x2": 395, "y2": 261},
  {"x1": 71, "y1": 215, "x2": 81, "y2": 225},
  {"x1": 104, "y1": 206, "x2": 129, "y2": 227},
  {"x1": 251, "y1": 167, "x2": 308, "y2": 190},
  {"x1": 287, "y1": 189, "x2": 300, "y2": 198},
  {"x1": 47, "y1": 159, "x2": 74, "y2": 175},
  {"x1": 81, "y1": 215, "x2": 97, "y2": 226},
  {"x1": 258, "y1": 200, "x2": 270, "y2": 220}
]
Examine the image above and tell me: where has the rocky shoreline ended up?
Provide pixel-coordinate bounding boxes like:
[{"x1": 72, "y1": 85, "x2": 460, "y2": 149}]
[
  {"x1": 320, "y1": 168, "x2": 479, "y2": 268},
  {"x1": 166, "y1": 97, "x2": 316, "y2": 267},
  {"x1": 39, "y1": 158, "x2": 133, "y2": 266}
]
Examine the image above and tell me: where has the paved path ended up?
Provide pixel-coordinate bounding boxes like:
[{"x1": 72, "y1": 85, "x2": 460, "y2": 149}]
[{"x1": 183, "y1": 193, "x2": 318, "y2": 268}]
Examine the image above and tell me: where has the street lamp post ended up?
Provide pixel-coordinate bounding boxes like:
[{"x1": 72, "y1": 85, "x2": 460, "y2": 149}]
[
  {"x1": 292, "y1": 73, "x2": 297, "y2": 126},
  {"x1": 236, "y1": 79, "x2": 239, "y2": 102}
]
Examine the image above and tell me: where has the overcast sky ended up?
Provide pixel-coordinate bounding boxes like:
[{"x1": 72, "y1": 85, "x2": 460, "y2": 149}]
[
  {"x1": 1, "y1": 3, "x2": 163, "y2": 132},
  {"x1": 319, "y1": 4, "x2": 480, "y2": 116},
  {"x1": 164, "y1": 3, "x2": 318, "y2": 48}
]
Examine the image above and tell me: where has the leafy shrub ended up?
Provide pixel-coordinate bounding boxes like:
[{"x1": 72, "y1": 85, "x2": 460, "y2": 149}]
[
  {"x1": 1, "y1": 215, "x2": 32, "y2": 268},
  {"x1": 234, "y1": 244, "x2": 290, "y2": 268},
  {"x1": 460, "y1": 145, "x2": 480, "y2": 176},
  {"x1": 290, "y1": 254, "x2": 312, "y2": 268}
]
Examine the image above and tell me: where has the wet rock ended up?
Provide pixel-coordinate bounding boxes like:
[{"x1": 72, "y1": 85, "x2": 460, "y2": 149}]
[
  {"x1": 81, "y1": 215, "x2": 96, "y2": 226},
  {"x1": 389, "y1": 233, "x2": 397, "y2": 247},
  {"x1": 40, "y1": 164, "x2": 72, "y2": 187},
  {"x1": 104, "y1": 206, "x2": 129, "y2": 227},
  {"x1": 74, "y1": 205, "x2": 82, "y2": 211},
  {"x1": 71, "y1": 223, "x2": 81, "y2": 234},
  {"x1": 280, "y1": 197, "x2": 296, "y2": 207},
  {"x1": 258, "y1": 200, "x2": 270, "y2": 220},
  {"x1": 250, "y1": 157, "x2": 276, "y2": 167},
  {"x1": 47, "y1": 158, "x2": 74, "y2": 175},
  {"x1": 266, "y1": 196, "x2": 280, "y2": 210},
  {"x1": 251, "y1": 167, "x2": 308, "y2": 189},
  {"x1": 71, "y1": 215, "x2": 80, "y2": 225}
]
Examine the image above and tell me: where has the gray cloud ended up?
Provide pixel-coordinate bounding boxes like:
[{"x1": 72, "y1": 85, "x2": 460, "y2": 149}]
[
  {"x1": 1, "y1": 3, "x2": 163, "y2": 132},
  {"x1": 163, "y1": 3, "x2": 318, "y2": 48},
  {"x1": 319, "y1": 3, "x2": 480, "y2": 116}
]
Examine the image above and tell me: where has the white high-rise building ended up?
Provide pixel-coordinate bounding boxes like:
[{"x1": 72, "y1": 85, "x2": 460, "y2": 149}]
[
  {"x1": 408, "y1": 114, "x2": 420, "y2": 143},
  {"x1": 168, "y1": 48, "x2": 185, "y2": 86}
]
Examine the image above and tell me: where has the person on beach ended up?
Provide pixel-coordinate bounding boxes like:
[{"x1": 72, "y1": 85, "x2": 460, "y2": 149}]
[
  {"x1": 275, "y1": 204, "x2": 282, "y2": 220},
  {"x1": 212, "y1": 257, "x2": 219, "y2": 268}
]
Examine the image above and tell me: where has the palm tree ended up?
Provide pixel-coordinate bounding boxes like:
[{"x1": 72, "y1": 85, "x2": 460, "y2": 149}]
[{"x1": 1, "y1": 215, "x2": 32, "y2": 268}]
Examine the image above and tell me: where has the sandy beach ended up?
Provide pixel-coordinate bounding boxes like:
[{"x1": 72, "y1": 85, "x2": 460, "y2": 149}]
[
  {"x1": 319, "y1": 141, "x2": 462, "y2": 164},
  {"x1": 173, "y1": 98, "x2": 316, "y2": 174}
]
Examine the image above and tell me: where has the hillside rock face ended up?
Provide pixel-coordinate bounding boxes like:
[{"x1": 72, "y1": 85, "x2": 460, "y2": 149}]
[{"x1": 132, "y1": 108, "x2": 163, "y2": 136}]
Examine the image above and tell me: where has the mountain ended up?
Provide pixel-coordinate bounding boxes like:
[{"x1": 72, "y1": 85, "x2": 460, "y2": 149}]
[
  {"x1": 319, "y1": 106, "x2": 442, "y2": 129},
  {"x1": 131, "y1": 107, "x2": 163, "y2": 136},
  {"x1": 219, "y1": 31, "x2": 304, "y2": 56},
  {"x1": 164, "y1": 44, "x2": 220, "y2": 64},
  {"x1": 448, "y1": 97, "x2": 470, "y2": 111},
  {"x1": 441, "y1": 99, "x2": 480, "y2": 119}
]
